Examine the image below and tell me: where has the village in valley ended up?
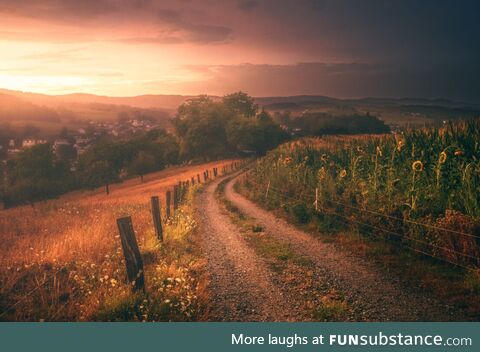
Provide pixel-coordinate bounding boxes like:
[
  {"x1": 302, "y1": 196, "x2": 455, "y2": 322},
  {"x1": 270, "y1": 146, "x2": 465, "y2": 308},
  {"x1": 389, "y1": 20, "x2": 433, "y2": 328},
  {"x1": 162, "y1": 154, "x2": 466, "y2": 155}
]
[{"x1": 0, "y1": 115, "x2": 161, "y2": 164}]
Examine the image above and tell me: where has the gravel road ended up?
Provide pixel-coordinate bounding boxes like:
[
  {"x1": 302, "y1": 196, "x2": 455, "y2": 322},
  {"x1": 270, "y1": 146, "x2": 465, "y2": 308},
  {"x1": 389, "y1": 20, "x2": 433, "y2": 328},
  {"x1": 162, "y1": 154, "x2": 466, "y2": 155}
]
[
  {"x1": 221, "y1": 174, "x2": 467, "y2": 321},
  {"x1": 197, "y1": 176, "x2": 305, "y2": 321}
]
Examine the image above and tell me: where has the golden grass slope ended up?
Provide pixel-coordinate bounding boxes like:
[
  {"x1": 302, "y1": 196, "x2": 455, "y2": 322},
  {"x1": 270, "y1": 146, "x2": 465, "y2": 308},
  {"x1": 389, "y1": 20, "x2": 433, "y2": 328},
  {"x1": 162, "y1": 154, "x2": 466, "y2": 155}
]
[{"x1": 0, "y1": 159, "x2": 238, "y2": 321}]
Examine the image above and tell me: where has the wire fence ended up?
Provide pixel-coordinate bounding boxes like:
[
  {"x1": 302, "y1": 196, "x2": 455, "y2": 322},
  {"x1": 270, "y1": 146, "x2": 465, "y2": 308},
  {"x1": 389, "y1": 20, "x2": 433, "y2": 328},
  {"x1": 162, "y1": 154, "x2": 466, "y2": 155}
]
[{"x1": 242, "y1": 172, "x2": 480, "y2": 270}]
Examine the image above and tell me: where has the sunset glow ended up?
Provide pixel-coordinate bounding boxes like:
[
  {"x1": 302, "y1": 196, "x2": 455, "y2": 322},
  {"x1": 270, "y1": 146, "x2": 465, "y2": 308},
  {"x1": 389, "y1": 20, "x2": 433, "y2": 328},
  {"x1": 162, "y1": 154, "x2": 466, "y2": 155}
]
[{"x1": 0, "y1": 0, "x2": 479, "y2": 101}]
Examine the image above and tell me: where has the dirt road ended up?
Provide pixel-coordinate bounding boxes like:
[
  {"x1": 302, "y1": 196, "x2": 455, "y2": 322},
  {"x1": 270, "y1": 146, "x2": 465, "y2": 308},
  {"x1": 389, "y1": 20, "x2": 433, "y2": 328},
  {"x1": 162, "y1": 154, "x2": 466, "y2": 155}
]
[
  {"x1": 197, "y1": 176, "x2": 305, "y2": 321},
  {"x1": 222, "y1": 174, "x2": 466, "y2": 321},
  {"x1": 197, "y1": 172, "x2": 466, "y2": 321}
]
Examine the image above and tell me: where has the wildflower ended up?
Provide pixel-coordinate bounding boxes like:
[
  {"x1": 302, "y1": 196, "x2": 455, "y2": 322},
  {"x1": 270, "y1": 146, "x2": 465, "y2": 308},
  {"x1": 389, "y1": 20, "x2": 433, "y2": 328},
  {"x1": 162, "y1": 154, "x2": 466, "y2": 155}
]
[
  {"x1": 317, "y1": 167, "x2": 327, "y2": 181},
  {"x1": 339, "y1": 169, "x2": 347, "y2": 178},
  {"x1": 397, "y1": 140, "x2": 405, "y2": 151},
  {"x1": 412, "y1": 160, "x2": 424, "y2": 172},
  {"x1": 438, "y1": 151, "x2": 447, "y2": 164},
  {"x1": 320, "y1": 154, "x2": 328, "y2": 162},
  {"x1": 454, "y1": 150, "x2": 463, "y2": 156}
]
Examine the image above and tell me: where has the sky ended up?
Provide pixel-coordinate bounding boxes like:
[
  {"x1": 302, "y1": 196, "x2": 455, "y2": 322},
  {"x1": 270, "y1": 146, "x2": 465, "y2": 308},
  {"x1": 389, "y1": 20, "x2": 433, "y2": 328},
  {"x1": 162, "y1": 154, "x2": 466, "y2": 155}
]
[{"x1": 0, "y1": 0, "x2": 479, "y2": 101}]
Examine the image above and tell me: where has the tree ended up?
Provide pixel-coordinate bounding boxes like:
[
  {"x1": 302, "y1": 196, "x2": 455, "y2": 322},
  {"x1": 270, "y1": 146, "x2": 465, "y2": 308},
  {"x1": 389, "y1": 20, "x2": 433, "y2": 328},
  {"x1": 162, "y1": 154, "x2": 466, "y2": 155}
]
[
  {"x1": 5, "y1": 144, "x2": 71, "y2": 205},
  {"x1": 128, "y1": 151, "x2": 157, "y2": 183},
  {"x1": 81, "y1": 160, "x2": 118, "y2": 194},
  {"x1": 226, "y1": 110, "x2": 289, "y2": 155},
  {"x1": 77, "y1": 142, "x2": 126, "y2": 194},
  {"x1": 222, "y1": 91, "x2": 258, "y2": 118},
  {"x1": 172, "y1": 96, "x2": 231, "y2": 160}
]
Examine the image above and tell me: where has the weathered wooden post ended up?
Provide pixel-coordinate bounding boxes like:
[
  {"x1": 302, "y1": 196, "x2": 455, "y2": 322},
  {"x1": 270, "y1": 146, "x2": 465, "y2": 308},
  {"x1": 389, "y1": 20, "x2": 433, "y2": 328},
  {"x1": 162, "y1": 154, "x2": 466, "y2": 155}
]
[
  {"x1": 116, "y1": 216, "x2": 145, "y2": 292},
  {"x1": 166, "y1": 190, "x2": 171, "y2": 218},
  {"x1": 265, "y1": 180, "x2": 270, "y2": 199},
  {"x1": 191, "y1": 177, "x2": 195, "y2": 185},
  {"x1": 150, "y1": 196, "x2": 163, "y2": 241},
  {"x1": 197, "y1": 174, "x2": 201, "y2": 183},
  {"x1": 314, "y1": 187, "x2": 319, "y2": 212},
  {"x1": 203, "y1": 171, "x2": 207, "y2": 182},
  {"x1": 173, "y1": 185, "x2": 179, "y2": 210}
]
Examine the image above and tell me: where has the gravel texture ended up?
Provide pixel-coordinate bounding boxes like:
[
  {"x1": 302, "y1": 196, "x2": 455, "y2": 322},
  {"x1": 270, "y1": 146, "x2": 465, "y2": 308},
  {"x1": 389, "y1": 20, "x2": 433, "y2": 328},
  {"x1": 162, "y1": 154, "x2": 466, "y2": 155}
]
[
  {"x1": 197, "y1": 176, "x2": 305, "y2": 321},
  {"x1": 223, "y1": 174, "x2": 468, "y2": 321}
]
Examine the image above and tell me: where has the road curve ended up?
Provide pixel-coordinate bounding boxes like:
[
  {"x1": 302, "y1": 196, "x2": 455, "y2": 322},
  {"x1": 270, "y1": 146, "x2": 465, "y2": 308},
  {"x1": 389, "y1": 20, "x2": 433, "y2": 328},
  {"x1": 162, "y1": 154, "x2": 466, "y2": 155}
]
[
  {"x1": 223, "y1": 173, "x2": 466, "y2": 321},
  {"x1": 197, "y1": 175, "x2": 304, "y2": 321}
]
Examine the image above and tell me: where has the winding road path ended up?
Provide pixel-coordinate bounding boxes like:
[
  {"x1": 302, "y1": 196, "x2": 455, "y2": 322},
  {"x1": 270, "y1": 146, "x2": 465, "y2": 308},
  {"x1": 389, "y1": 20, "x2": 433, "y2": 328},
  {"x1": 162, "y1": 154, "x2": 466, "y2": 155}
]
[{"x1": 198, "y1": 173, "x2": 467, "y2": 321}]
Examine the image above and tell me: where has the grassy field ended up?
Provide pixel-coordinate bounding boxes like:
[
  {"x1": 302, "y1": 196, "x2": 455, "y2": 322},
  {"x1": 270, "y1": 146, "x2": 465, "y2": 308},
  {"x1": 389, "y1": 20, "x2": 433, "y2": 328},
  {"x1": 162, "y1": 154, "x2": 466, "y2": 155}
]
[
  {"x1": 0, "y1": 160, "x2": 237, "y2": 321},
  {"x1": 237, "y1": 120, "x2": 480, "y2": 318}
]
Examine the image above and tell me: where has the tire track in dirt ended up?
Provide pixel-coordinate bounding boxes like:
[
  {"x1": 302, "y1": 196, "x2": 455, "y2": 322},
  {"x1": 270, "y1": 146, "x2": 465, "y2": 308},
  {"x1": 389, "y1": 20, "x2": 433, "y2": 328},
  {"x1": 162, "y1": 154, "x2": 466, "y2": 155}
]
[
  {"x1": 224, "y1": 174, "x2": 467, "y2": 321},
  {"x1": 197, "y1": 176, "x2": 303, "y2": 321}
]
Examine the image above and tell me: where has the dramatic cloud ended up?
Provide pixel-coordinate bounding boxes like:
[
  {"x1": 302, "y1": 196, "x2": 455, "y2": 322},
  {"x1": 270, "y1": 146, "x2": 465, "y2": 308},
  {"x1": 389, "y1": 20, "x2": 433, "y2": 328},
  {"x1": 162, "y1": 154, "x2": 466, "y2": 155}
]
[{"x1": 0, "y1": 0, "x2": 478, "y2": 101}]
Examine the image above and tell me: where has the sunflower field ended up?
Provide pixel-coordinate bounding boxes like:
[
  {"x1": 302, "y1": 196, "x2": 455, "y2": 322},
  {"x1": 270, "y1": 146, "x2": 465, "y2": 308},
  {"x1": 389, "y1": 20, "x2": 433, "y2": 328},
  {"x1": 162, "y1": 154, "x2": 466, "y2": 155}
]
[{"x1": 242, "y1": 119, "x2": 480, "y2": 268}]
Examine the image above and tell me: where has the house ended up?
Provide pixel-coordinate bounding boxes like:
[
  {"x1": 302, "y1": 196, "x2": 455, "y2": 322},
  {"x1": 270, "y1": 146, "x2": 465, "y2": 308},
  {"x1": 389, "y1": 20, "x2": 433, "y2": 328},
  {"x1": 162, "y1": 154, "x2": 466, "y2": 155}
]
[{"x1": 21, "y1": 139, "x2": 47, "y2": 148}]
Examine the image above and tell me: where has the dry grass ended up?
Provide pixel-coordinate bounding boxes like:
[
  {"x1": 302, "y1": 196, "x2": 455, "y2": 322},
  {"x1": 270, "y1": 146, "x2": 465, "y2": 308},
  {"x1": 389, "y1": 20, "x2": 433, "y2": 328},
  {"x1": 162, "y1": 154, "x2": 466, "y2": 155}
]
[{"x1": 0, "y1": 159, "x2": 238, "y2": 321}]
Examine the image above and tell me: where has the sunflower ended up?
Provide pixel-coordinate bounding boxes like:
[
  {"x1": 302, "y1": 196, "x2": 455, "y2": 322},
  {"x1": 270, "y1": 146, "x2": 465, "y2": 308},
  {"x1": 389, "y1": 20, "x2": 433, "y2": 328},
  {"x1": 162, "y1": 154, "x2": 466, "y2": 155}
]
[
  {"x1": 317, "y1": 167, "x2": 327, "y2": 180},
  {"x1": 339, "y1": 169, "x2": 347, "y2": 178},
  {"x1": 412, "y1": 160, "x2": 424, "y2": 172},
  {"x1": 396, "y1": 140, "x2": 405, "y2": 151},
  {"x1": 438, "y1": 151, "x2": 447, "y2": 164}
]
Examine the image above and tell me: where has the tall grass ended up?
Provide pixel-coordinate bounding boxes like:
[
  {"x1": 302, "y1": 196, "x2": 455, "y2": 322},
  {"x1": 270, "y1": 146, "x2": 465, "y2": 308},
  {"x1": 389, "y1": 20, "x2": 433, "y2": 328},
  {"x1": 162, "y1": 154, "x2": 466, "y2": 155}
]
[
  {"x1": 242, "y1": 120, "x2": 480, "y2": 268},
  {"x1": 0, "y1": 160, "x2": 235, "y2": 321}
]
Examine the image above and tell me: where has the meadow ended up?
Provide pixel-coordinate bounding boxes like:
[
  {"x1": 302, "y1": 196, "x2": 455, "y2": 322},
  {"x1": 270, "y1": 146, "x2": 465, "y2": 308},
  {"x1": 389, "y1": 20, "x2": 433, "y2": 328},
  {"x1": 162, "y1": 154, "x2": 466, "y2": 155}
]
[{"x1": 0, "y1": 160, "x2": 236, "y2": 321}]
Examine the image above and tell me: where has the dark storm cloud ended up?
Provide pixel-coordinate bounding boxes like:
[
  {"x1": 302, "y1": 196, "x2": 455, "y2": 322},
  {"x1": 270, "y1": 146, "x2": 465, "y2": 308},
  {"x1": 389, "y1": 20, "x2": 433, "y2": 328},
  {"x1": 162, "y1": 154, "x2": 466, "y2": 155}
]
[
  {"x1": 237, "y1": 0, "x2": 259, "y2": 11},
  {"x1": 0, "y1": 0, "x2": 479, "y2": 100},
  {"x1": 181, "y1": 61, "x2": 480, "y2": 102}
]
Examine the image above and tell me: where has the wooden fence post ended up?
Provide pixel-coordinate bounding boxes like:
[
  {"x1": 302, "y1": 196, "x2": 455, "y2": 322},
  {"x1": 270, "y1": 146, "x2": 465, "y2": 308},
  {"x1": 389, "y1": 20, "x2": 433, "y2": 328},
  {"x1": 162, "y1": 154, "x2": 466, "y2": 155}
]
[
  {"x1": 116, "y1": 216, "x2": 145, "y2": 292},
  {"x1": 203, "y1": 171, "x2": 207, "y2": 182},
  {"x1": 265, "y1": 180, "x2": 270, "y2": 199},
  {"x1": 197, "y1": 174, "x2": 201, "y2": 183},
  {"x1": 150, "y1": 196, "x2": 163, "y2": 241},
  {"x1": 314, "y1": 187, "x2": 319, "y2": 212},
  {"x1": 173, "y1": 185, "x2": 179, "y2": 210},
  {"x1": 166, "y1": 190, "x2": 171, "y2": 218},
  {"x1": 191, "y1": 177, "x2": 195, "y2": 185}
]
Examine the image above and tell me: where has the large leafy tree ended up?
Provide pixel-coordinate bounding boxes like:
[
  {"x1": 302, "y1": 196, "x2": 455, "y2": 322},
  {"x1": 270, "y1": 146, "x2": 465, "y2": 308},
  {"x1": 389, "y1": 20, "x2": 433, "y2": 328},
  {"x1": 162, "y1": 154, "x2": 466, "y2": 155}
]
[
  {"x1": 172, "y1": 96, "x2": 232, "y2": 160},
  {"x1": 5, "y1": 143, "x2": 71, "y2": 205},
  {"x1": 222, "y1": 91, "x2": 258, "y2": 118}
]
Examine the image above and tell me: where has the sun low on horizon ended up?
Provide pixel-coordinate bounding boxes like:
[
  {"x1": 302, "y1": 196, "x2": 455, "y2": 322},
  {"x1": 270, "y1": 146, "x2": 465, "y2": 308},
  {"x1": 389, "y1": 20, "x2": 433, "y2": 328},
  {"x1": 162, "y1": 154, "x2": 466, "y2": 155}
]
[{"x1": 0, "y1": 0, "x2": 479, "y2": 101}]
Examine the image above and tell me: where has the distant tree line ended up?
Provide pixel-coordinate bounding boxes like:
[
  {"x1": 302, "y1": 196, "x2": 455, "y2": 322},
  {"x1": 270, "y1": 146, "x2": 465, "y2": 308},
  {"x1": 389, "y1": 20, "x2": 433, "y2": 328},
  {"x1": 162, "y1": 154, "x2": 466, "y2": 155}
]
[
  {"x1": 0, "y1": 92, "x2": 390, "y2": 207},
  {"x1": 274, "y1": 112, "x2": 390, "y2": 136}
]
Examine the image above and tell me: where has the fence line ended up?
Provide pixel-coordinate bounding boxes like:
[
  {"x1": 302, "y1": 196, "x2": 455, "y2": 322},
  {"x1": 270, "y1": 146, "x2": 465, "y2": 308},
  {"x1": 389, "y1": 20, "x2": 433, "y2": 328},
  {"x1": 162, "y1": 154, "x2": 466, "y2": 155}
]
[
  {"x1": 0, "y1": 160, "x2": 245, "y2": 320},
  {"x1": 243, "y1": 174, "x2": 480, "y2": 270}
]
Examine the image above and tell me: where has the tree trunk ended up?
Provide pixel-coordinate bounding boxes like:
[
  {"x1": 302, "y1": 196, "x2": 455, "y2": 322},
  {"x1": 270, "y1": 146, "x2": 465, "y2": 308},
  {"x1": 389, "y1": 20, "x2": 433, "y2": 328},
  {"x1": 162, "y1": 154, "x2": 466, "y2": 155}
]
[{"x1": 105, "y1": 183, "x2": 110, "y2": 195}]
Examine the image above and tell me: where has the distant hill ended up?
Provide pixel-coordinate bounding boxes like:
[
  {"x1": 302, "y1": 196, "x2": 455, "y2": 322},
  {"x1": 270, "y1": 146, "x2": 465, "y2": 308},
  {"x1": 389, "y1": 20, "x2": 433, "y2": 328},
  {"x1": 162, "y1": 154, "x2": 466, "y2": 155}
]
[
  {"x1": 1, "y1": 88, "x2": 479, "y2": 132},
  {"x1": 0, "y1": 89, "x2": 174, "y2": 136}
]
